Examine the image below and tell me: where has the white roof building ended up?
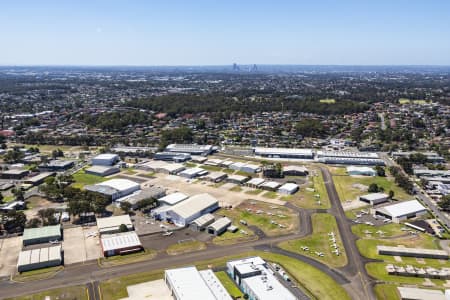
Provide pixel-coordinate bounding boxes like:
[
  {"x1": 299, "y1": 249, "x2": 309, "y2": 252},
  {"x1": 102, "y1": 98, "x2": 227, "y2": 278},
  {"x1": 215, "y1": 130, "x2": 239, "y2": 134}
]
[
  {"x1": 397, "y1": 287, "x2": 446, "y2": 300},
  {"x1": 166, "y1": 193, "x2": 219, "y2": 227},
  {"x1": 278, "y1": 183, "x2": 299, "y2": 195},
  {"x1": 347, "y1": 166, "x2": 376, "y2": 176},
  {"x1": 179, "y1": 167, "x2": 208, "y2": 178},
  {"x1": 260, "y1": 181, "x2": 281, "y2": 191},
  {"x1": 91, "y1": 153, "x2": 119, "y2": 166},
  {"x1": 96, "y1": 214, "x2": 133, "y2": 234},
  {"x1": 17, "y1": 245, "x2": 62, "y2": 272},
  {"x1": 359, "y1": 193, "x2": 389, "y2": 205},
  {"x1": 374, "y1": 200, "x2": 427, "y2": 223},
  {"x1": 100, "y1": 231, "x2": 143, "y2": 256},
  {"x1": 247, "y1": 178, "x2": 265, "y2": 187},
  {"x1": 165, "y1": 266, "x2": 232, "y2": 300},
  {"x1": 254, "y1": 147, "x2": 314, "y2": 159},
  {"x1": 158, "y1": 192, "x2": 189, "y2": 206}
]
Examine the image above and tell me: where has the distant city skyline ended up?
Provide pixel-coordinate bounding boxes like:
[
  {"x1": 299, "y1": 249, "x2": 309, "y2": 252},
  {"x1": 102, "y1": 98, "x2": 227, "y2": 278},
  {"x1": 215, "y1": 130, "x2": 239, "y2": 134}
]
[{"x1": 1, "y1": 0, "x2": 450, "y2": 66}]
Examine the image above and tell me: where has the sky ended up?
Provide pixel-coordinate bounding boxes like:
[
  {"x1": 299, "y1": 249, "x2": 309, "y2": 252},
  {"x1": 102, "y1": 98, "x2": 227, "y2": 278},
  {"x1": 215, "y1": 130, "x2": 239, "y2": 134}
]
[{"x1": 1, "y1": 0, "x2": 450, "y2": 66}]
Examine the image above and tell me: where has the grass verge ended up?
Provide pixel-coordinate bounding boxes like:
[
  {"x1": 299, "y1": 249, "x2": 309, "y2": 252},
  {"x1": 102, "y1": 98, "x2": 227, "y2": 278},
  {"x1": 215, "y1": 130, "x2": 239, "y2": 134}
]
[
  {"x1": 166, "y1": 240, "x2": 206, "y2": 255},
  {"x1": 6, "y1": 285, "x2": 88, "y2": 300}
]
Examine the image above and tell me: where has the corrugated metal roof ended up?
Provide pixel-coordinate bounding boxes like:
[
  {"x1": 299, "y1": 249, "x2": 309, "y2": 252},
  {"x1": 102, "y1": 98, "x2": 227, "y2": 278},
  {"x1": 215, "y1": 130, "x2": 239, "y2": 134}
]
[
  {"x1": 101, "y1": 231, "x2": 142, "y2": 252},
  {"x1": 171, "y1": 194, "x2": 218, "y2": 219},
  {"x1": 22, "y1": 225, "x2": 61, "y2": 241}
]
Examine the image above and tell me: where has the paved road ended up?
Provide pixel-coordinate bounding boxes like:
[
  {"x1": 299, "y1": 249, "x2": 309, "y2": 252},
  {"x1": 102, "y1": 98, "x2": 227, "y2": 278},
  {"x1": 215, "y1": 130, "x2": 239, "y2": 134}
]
[
  {"x1": 379, "y1": 113, "x2": 387, "y2": 130},
  {"x1": 320, "y1": 166, "x2": 376, "y2": 300}
]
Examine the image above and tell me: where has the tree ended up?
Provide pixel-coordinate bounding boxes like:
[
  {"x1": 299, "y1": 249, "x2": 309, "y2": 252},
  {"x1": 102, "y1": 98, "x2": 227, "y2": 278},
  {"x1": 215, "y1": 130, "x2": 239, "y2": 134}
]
[
  {"x1": 375, "y1": 166, "x2": 386, "y2": 177},
  {"x1": 37, "y1": 208, "x2": 58, "y2": 226},
  {"x1": 120, "y1": 201, "x2": 132, "y2": 214},
  {"x1": 388, "y1": 190, "x2": 395, "y2": 200},
  {"x1": 295, "y1": 119, "x2": 328, "y2": 138},
  {"x1": 26, "y1": 218, "x2": 42, "y2": 228},
  {"x1": 2, "y1": 210, "x2": 27, "y2": 233},
  {"x1": 11, "y1": 188, "x2": 24, "y2": 201},
  {"x1": 0, "y1": 192, "x2": 3, "y2": 204},
  {"x1": 368, "y1": 183, "x2": 380, "y2": 193},
  {"x1": 119, "y1": 224, "x2": 129, "y2": 232},
  {"x1": 439, "y1": 195, "x2": 450, "y2": 212}
]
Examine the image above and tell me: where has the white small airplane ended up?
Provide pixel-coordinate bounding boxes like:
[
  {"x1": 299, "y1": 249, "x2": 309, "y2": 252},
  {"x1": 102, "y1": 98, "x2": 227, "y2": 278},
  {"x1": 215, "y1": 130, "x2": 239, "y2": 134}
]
[{"x1": 162, "y1": 231, "x2": 173, "y2": 236}]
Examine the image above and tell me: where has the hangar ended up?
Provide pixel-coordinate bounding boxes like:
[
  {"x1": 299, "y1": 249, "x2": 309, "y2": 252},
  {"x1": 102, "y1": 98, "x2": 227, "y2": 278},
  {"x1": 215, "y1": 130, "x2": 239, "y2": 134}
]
[
  {"x1": 164, "y1": 193, "x2": 219, "y2": 227},
  {"x1": 22, "y1": 225, "x2": 62, "y2": 246},
  {"x1": 359, "y1": 193, "x2": 389, "y2": 205},
  {"x1": 85, "y1": 165, "x2": 120, "y2": 177},
  {"x1": 373, "y1": 200, "x2": 427, "y2": 223},
  {"x1": 17, "y1": 245, "x2": 62, "y2": 272},
  {"x1": 100, "y1": 231, "x2": 143, "y2": 257},
  {"x1": 165, "y1": 144, "x2": 214, "y2": 156},
  {"x1": 85, "y1": 178, "x2": 140, "y2": 201},
  {"x1": 91, "y1": 153, "x2": 120, "y2": 166},
  {"x1": 347, "y1": 166, "x2": 377, "y2": 176},
  {"x1": 377, "y1": 245, "x2": 449, "y2": 259},
  {"x1": 254, "y1": 147, "x2": 314, "y2": 159},
  {"x1": 278, "y1": 183, "x2": 299, "y2": 195},
  {"x1": 207, "y1": 217, "x2": 231, "y2": 235},
  {"x1": 158, "y1": 192, "x2": 189, "y2": 206}
]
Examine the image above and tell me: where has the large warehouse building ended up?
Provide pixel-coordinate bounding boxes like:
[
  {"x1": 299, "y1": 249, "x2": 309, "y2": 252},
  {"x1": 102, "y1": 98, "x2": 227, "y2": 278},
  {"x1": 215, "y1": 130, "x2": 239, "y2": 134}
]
[
  {"x1": 373, "y1": 200, "x2": 427, "y2": 223},
  {"x1": 359, "y1": 193, "x2": 389, "y2": 205},
  {"x1": 162, "y1": 193, "x2": 219, "y2": 227},
  {"x1": 100, "y1": 231, "x2": 143, "y2": 257},
  {"x1": 377, "y1": 245, "x2": 449, "y2": 259},
  {"x1": 316, "y1": 151, "x2": 385, "y2": 166},
  {"x1": 165, "y1": 144, "x2": 214, "y2": 156},
  {"x1": 165, "y1": 266, "x2": 232, "y2": 300},
  {"x1": 254, "y1": 147, "x2": 314, "y2": 159},
  {"x1": 85, "y1": 178, "x2": 140, "y2": 201},
  {"x1": 91, "y1": 153, "x2": 120, "y2": 166},
  {"x1": 85, "y1": 165, "x2": 120, "y2": 177},
  {"x1": 22, "y1": 225, "x2": 62, "y2": 246},
  {"x1": 17, "y1": 245, "x2": 62, "y2": 272}
]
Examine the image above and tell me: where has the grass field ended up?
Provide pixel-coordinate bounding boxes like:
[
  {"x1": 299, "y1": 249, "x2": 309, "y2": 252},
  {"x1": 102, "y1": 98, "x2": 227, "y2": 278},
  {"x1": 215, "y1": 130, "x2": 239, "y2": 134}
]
[
  {"x1": 100, "y1": 251, "x2": 350, "y2": 300},
  {"x1": 279, "y1": 213, "x2": 347, "y2": 267},
  {"x1": 99, "y1": 249, "x2": 157, "y2": 267},
  {"x1": 166, "y1": 240, "x2": 206, "y2": 255},
  {"x1": 399, "y1": 98, "x2": 411, "y2": 104},
  {"x1": 12, "y1": 266, "x2": 63, "y2": 282},
  {"x1": 374, "y1": 284, "x2": 400, "y2": 300},
  {"x1": 199, "y1": 165, "x2": 222, "y2": 172},
  {"x1": 351, "y1": 223, "x2": 405, "y2": 238},
  {"x1": 333, "y1": 175, "x2": 410, "y2": 202},
  {"x1": 229, "y1": 185, "x2": 243, "y2": 192},
  {"x1": 245, "y1": 189, "x2": 263, "y2": 195},
  {"x1": 399, "y1": 98, "x2": 429, "y2": 105},
  {"x1": 290, "y1": 170, "x2": 331, "y2": 209},
  {"x1": 261, "y1": 191, "x2": 279, "y2": 199},
  {"x1": 71, "y1": 170, "x2": 107, "y2": 189},
  {"x1": 6, "y1": 286, "x2": 88, "y2": 300},
  {"x1": 215, "y1": 271, "x2": 244, "y2": 298},
  {"x1": 219, "y1": 200, "x2": 298, "y2": 236},
  {"x1": 320, "y1": 98, "x2": 336, "y2": 104},
  {"x1": 184, "y1": 162, "x2": 197, "y2": 168}
]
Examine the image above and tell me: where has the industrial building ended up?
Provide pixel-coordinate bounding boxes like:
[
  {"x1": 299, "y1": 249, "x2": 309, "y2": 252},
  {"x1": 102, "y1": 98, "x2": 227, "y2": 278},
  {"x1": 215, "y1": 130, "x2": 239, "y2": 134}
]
[
  {"x1": 204, "y1": 171, "x2": 228, "y2": 183},
  {"x1": 226, "y1": 174, "x2": 250, "y2": 185},
  {"x1": 278, "y1": 183, "x2": 299, "y2": 195},
  {"x1": 246, "y1": 178, "x2": 265, "y2": 188},
  {"x1": 347, "y1": 166, "x2": 376, "y2": 176},
  {"x1": 227, "y1": 256, "x2": 297, "y2": 300},
  {"x1": 163, "y1": 193, "x2": 219, "y2": 227},
  {"x1": 392, "y1": 151, "x2": 446, "y2": 163},
  {"x1": 165, "y1": 144, "x2": 214, "y2": 156},
  {"x1": 24, "y1": 172, "x2": 56, "y2": 186},
  {"x1": 413, "y1": 168, "x2": 450, "y2": 178},
  {"x1": 165, "y1": 266, "x2": 232, "y2": 300},
  {"x1": 91, "y1": 153, "x2": 120, "y2": 166},
  {"x1": 119, "y1": 187, "x2": 166, "y2": 209},
  {"x1": 137, "y1": 160, "x2": 185, "y2": 174},
  {"x1": 254, "y1": 147, "x2": 314, "y2": 159},
  {"x1": 85, "y1": 178, "x2": 140, "y2": 201},
  {"x1": 260, "y1": 181, "x2": 281, "y2": 191},
  {"x1": 190, "y1": 213, "x2": 215, "y2": 231},
  {"x1": 39, "y1": 159, "x2": 75, "y2": 171},
  {"x1": 377, "y1": 245, "x2": 449, "y2": 259},
  {"x1": 179, "y1": 167, "x2": 208, "y2": 179},
  {"x1": 283, "y1": 165, "x2": 309, "y2": 176},
  {"x1": 359, "y1": 193, "x2": 389, "y2": 205},
  {"x1": 397, "y1": 287, "x2": 447, "y2": 300},
  {"x1": 316, "y1": 151, "x2": 385, "y2": 166},
  {"x1": 96, "y1": 214, "x2": 133, "y2": 234},
  {"x1": 207, "y1": 217, "x2": 231, "y2": 235},
  {"x1": 17, "y1": 245, "x2": 62, "y2": 272},
  {"x1": 229, "y1": 162, "x2": 261, "y2": 173},
  {"x1": 158, "y1": 192, "x2": 189, "y2": 206},
  {"x1": 22, "y1": 225, "x2": 62, "y2": 246},
  {"x1": 85, "y1": 165, "x2": 120, "y2": 177},
  {"x1": 373, "y1": 200, "x2": 427, "y2": 223},
  {"x1": 100, "y1": 231, "x2": 143, "y2": 257},
  {"x1": 154, "y1": 152, "x2": 191, "y2": 162},
  {"x1": 0, "y1": 169, "x2": 29, "y2": 179}
]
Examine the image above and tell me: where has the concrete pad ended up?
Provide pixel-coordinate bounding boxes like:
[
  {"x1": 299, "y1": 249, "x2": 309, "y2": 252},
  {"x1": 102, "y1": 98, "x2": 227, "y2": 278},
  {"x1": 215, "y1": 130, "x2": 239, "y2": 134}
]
[
  {"x1": 393, "y1": 256, "x2": 402, "y2": 262},
  {"x1": 120, "y1": 279, "x2": 172, "y2": 300},
  {"x1": 444, "y1": 280, "x2": 450, "y2": 288},
  {"x1": 63, "y1": 226, "x2": 101, "y2": 265},
  {"x1": 0, "y1": 236, "x2": 22, "y2": 276},
  {"x1": 423, "y1": 278, "x2": 435, "y2": 287},
  {"x1": 416, "y1": 258, "x2": 426, "y2": 264}
]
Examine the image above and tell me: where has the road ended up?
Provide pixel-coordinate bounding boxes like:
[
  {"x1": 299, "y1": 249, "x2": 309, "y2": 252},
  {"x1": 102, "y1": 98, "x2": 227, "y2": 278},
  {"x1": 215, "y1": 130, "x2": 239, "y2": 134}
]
[{"x1": 378, "y1": 113, "x2": 387, "y2": 130}]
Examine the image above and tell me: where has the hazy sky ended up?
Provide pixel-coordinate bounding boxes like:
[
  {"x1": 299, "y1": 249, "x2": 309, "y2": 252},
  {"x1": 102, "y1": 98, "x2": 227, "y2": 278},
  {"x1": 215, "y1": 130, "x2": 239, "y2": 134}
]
[{"x1": 1, "y1": 0, "x2": 450, "y2": 66}]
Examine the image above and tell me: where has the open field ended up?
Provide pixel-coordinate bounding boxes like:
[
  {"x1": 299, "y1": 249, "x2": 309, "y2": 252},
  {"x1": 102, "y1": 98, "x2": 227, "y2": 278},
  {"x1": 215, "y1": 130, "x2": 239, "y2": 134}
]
[
  {"x1": 100, "y1": 250, "x2": 350, "y2": 300},
  {"x1": 166, "y1": 240, "x2": 206, "y2": 255},
  {"x1": 287, "y1": 170, "x2": 331, "y2": 209},
  {"x1": 6, "y1": 285, "x2": 88, "y2": 300},
  {"x1": 398, "y1": 98, "x2": 429, "y2": 105},
  {"x1": 215, "y1": 271, "x2": 244, "y2": 298},
  {"x1": 374, "y1": 284, "x2": 400, "y2": 300},
  {"x1": 279, "y1": 213, "x2": 347, "y2": 267},
  {"x1": 219, "y1": 200, "x2": 298, "y2": 236},
  {"x1": 319, "y1": 98, "x2": 336, "y2": 104},
  {"x1": 333, "y1": 174, "x2": 410, "y2": 202},
  {"x1": 71, "y1": 169, "x2": 107, "y2": 189}
]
